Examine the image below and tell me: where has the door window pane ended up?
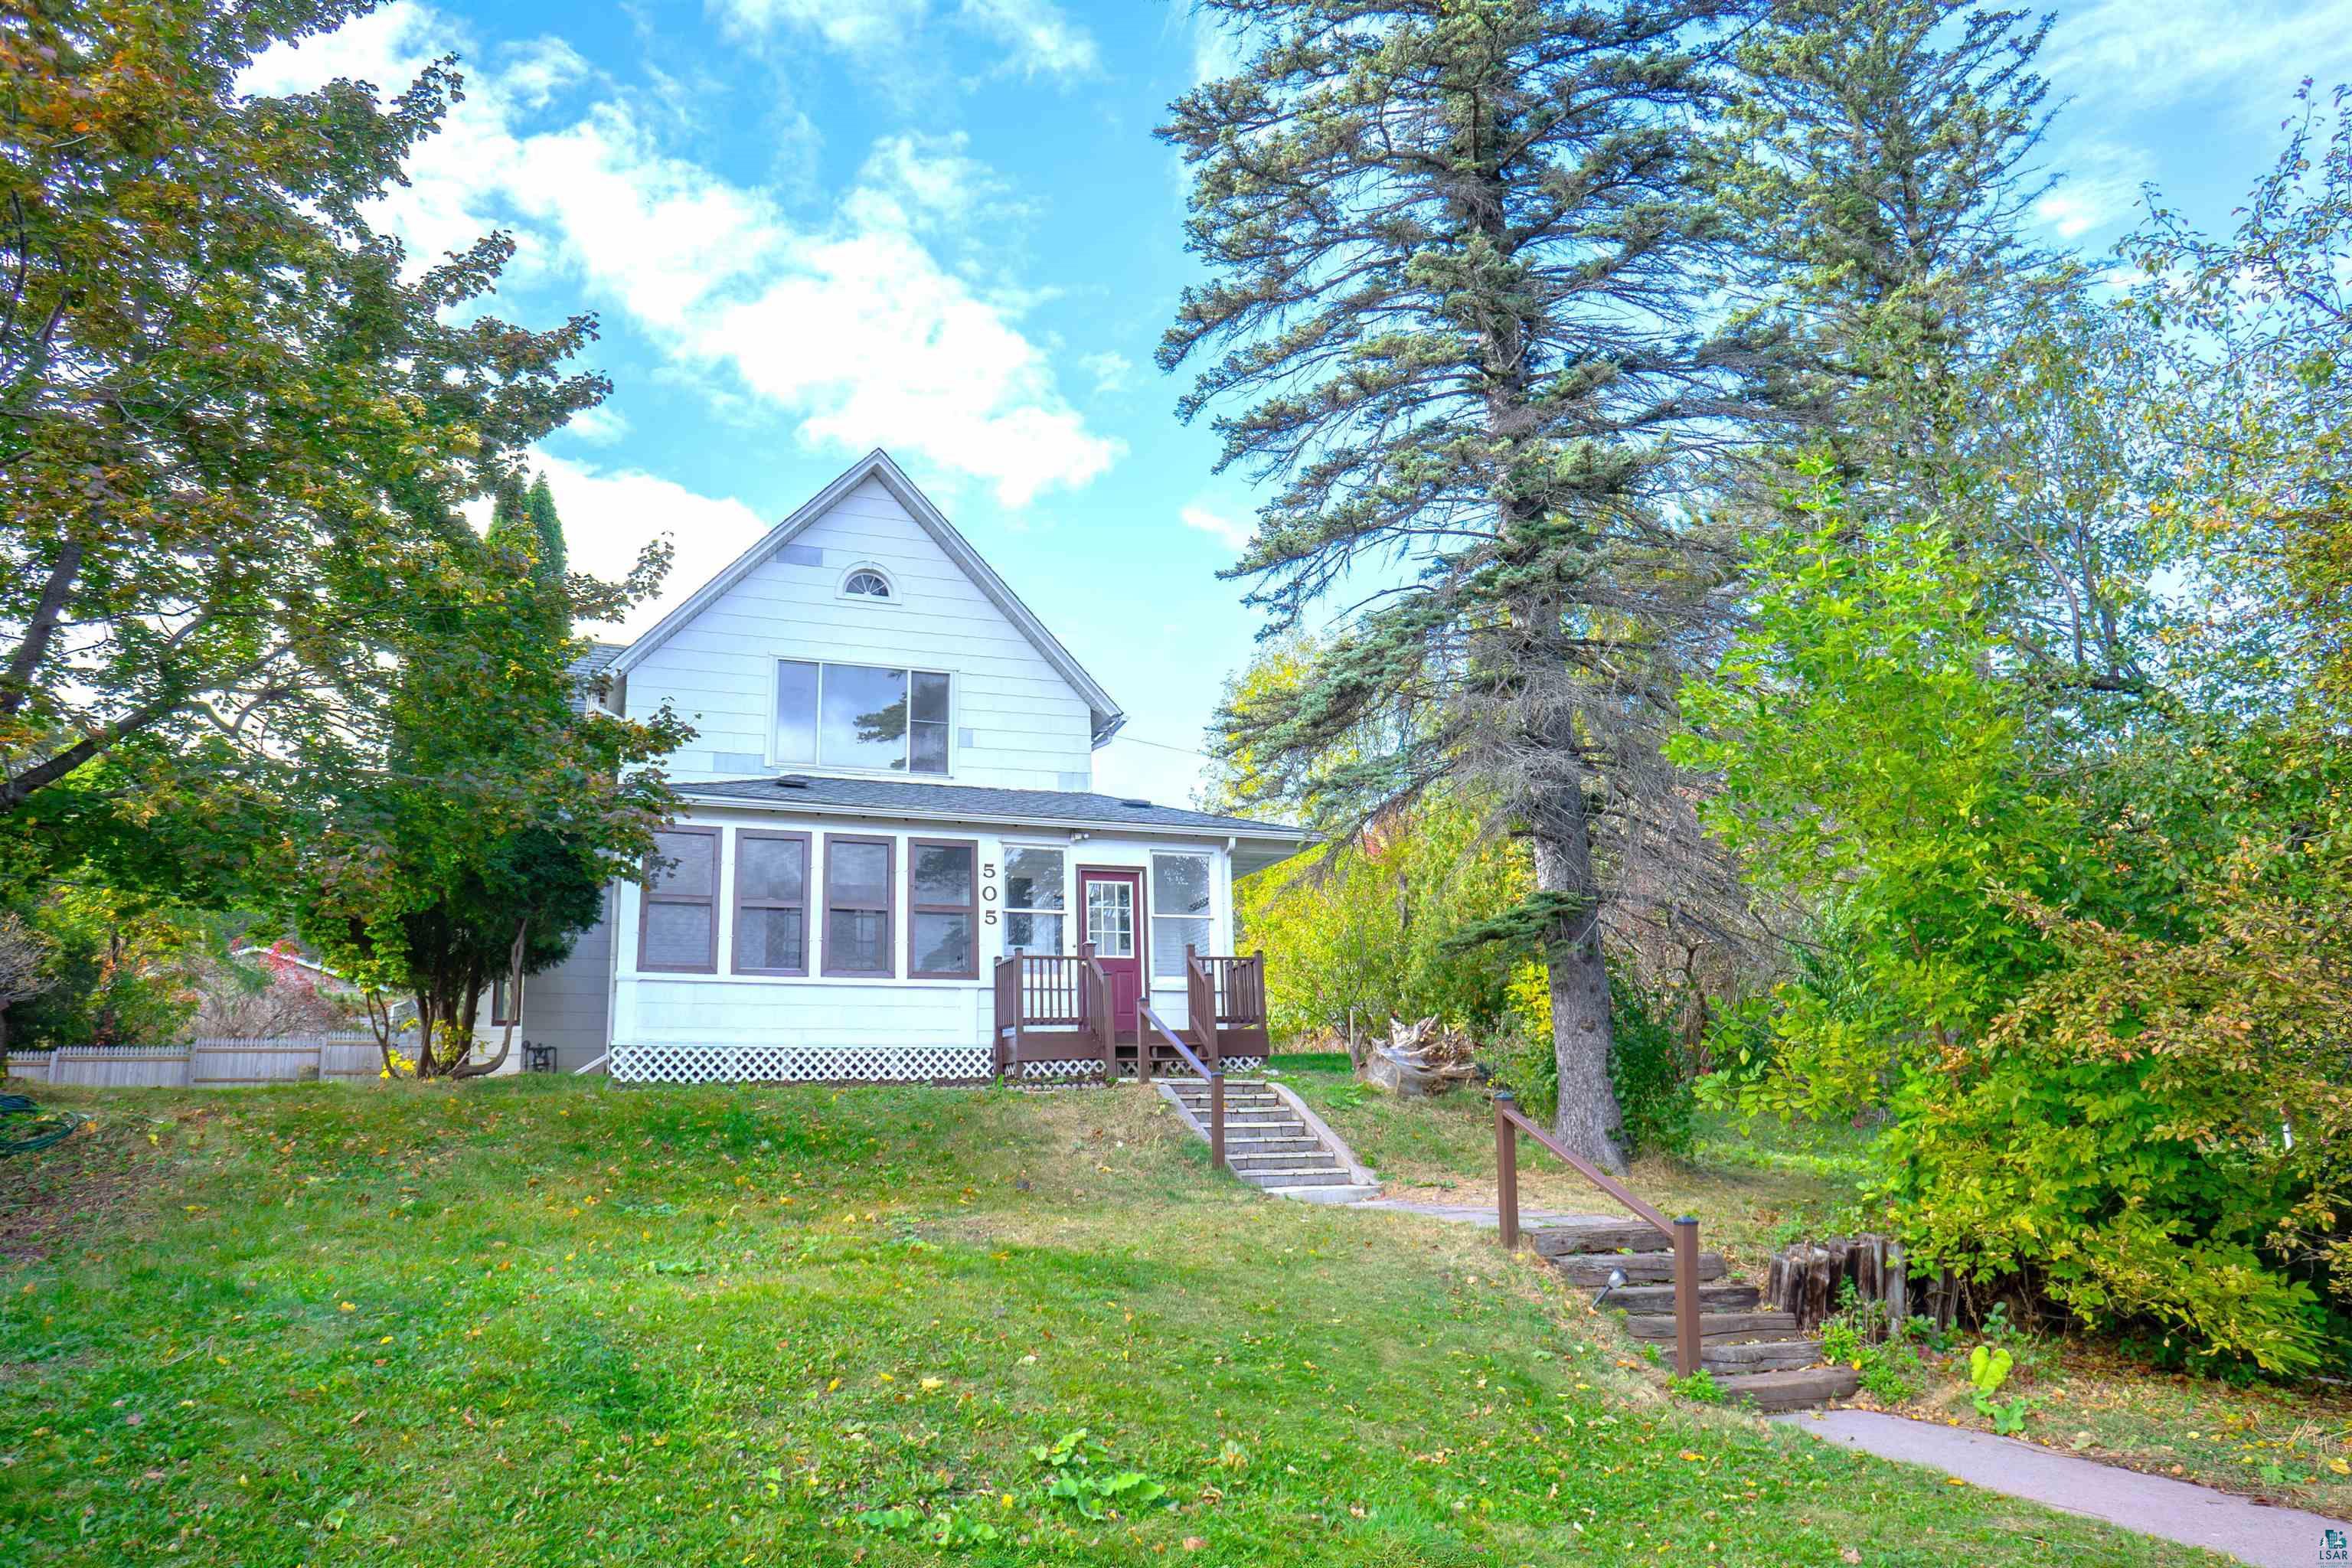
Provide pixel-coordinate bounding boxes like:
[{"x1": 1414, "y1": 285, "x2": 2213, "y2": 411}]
[
  {"x1": 827, "y1": 909, "x2": 889, "y2": 972},
  {"x1": 643, "y1": 903, "x2": 713, "y2": 969},
  {"x1": 1006, "y1": 912, "x2": 1064, "y2": 955},
  {"x1": 912, "y1": 912, "x2": 973, "y2": 975},
  {"x1": 1086, "y1": 881, "x2": 1135, "y2": 958},
  {"x1": 828, "y1": 840, "x2": 890, "y2": 905},
  {"x1": 773, "y1": 661, "x2": 818, "y2": 763},
  {"x1": 735, "y1": 907, "x2": 805, "y2": 972},
  {"x1": 737, "y1": 835, "x2": 806, "y2": 902},
  {"x1": 822, "y1": 663, "x2": 907, "y2": 770}
]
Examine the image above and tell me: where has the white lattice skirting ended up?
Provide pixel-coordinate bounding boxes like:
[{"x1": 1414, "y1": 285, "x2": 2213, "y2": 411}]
[{"x1": 610, "y1": 1044, "x2": 995, "y2": 1086}]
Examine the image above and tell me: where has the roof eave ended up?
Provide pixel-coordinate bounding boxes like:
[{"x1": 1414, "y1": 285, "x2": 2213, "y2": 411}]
[{"x1": 669, "y1": 786, "x2": 1311, "y2": 842}]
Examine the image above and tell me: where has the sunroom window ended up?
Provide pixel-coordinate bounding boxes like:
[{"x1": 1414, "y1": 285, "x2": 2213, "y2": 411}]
[
  {"x1": 1003, "y1": 846, "x2": 1066, "y2": 955},
  {"x1": 1149, "y1": 851, "x2": 1213, "y2": 979},
  {"x1": 774, "y1": 660, "x2": 950, "y2": 774}
]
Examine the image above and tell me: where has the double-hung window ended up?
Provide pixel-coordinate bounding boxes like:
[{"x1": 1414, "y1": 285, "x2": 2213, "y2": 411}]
[
  {"x1": 822, "y1": 835, "x2": 895, "y2": 976},
  {"x1": 1002, "y1": 846, "x2": 1067, "y2": 955},
  {"x1": 774, "y1": 660, "x2": 951, "y2": 774},
  {"x1": 639, "y1": 826, "x2": 719, "y2": 973},
  {"x1": 733, "y1": 830, "x2": 810, "y2": 975},
  {"x1": 908, "y1": 838, "x2": 979, "y2": 978},
  {"x1": 1148, "y1": 851, "x2": 1214, "y2": 979}
]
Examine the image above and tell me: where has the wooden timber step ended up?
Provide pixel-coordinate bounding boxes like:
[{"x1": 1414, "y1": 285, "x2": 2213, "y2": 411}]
[
  {"x1": 1699, "y1": 1338, "x2": 1826, "y2": 1375},
  {"x1": 1710, "y1": 1366, "x2": 1860, "y2": 1413},
  {"x1": 1606, "y1": 1282, "x2": 1761, "y2": 1313},
  {"x1": 1529, "y1": 1219, "x2": 1674, "y2": 1256},
  {"x1": 1624, "y1": 1311, "x2": 1800, "y2": 1345},
  {"x1": 1549, "y1": 1250, "x2": 1726, "y2": 1288}
]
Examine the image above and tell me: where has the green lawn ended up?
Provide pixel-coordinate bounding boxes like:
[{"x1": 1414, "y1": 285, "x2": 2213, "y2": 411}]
[{"x1": 0, "y1": 1075, "x2": 2223, "y2": 1565}]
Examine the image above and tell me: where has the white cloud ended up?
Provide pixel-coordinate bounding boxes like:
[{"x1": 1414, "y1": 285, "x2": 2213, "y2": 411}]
[
  {"x1": 710, "y1": 0, "x2": 1097, "y2": 78},
  {"x1": 247, "y1": 2, "x2": 1117, "y2": 505},
  {"x1": 2046, "y1": 1, "x2": 2352, "y2": 119},
  {"x1": 710, "y1": 0, "x2": 922, "y2": 55},
  {"x1": 532, "y1": 455, "x2": 772, "y2": 639},
  {"x1": 1078, "y1": 350, "x2": 1132, "y2": 394},
  {"x1": 958, "y1": 0, "x2": 1099, "y2": 79},
  {"x1": 558, "y1": 403, "x2": 632, "y2": 446},
  {"x1": 853, "y1": 131, "x2": 1004, "y2": 231},
  {"x1": 2035, "y1": 139, "x2": 2152, "y2": 240},
  {"x1": 497, "y1": 35, "x2": 590, "y2": 110},
  {"x1": 1179, "y1": 502, "x2": 1253, "y2": 552}
]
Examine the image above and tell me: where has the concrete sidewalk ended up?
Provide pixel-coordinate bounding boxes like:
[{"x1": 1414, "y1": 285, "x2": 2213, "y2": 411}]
[{"x1": 1778, "y1": 1409, "x2": 2350, "y2": 1568}]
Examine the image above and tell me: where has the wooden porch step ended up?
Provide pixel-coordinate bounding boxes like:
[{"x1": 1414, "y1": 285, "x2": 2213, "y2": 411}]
[
  {"x1": 1624, "y1": 1311, "x2": 1802, "y2": 1344},
  {"x1": 1546, "y1": 1250, "x2": 1726, "y2": 1288},
  {"x1": 1710, "y1": 1366, "x2": 1860, "y2": 1412}
]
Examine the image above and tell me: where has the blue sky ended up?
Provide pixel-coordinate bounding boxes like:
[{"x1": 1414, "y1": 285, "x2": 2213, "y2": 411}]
[{"x1": 249, "y1": 0, "x2": 2352, "y2": 803}]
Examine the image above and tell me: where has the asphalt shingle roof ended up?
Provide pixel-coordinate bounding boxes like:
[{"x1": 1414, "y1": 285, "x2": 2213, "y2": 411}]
[
  {"x1": 678, "y1": 774, "x2": 1307, "y2": 838},
  {"x1": 563, "y1": 642, "x2": 629, "y2": 714}
]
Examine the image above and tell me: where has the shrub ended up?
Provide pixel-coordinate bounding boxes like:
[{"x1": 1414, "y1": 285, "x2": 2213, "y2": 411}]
[{"x1": 1491, "y1": 965, "x2": 1696, "y2": 1159}]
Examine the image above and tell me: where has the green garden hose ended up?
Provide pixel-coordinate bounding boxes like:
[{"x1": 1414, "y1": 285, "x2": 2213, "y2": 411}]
[{"x1": 0, "y1": 1091, "x2": 87, "y2": 1156}]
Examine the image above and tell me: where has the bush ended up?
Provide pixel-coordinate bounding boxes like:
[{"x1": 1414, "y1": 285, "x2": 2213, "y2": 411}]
[{"x1": 1485, "y1": 965, "x2": 1697, "y2": 1160}]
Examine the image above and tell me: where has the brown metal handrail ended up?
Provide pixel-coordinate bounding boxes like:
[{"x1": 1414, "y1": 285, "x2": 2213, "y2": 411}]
[
  {"x1": 1493, "y1": 1093, "x2": 1703, "y2": 1380},
  {"x1": 1139, "y1": 1001, "x2": 1225, "y2": 1171}
]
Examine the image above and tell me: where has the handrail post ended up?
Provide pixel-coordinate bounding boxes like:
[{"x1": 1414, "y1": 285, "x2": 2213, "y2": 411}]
[
  {"x1": 1672, "y1": 1216, "x2": 1701, "y2": 1380},
  {"x1": 1208, "y1": 1069, "x2": 1226, "y2": 1171},
  {"x1": 1494, "y1": 1093, "x2": 1521, "y2": 1252}
]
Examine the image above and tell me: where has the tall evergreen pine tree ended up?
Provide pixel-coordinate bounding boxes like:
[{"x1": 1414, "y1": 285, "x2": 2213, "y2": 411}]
[{"x1": 1162, "y1": 0, "x2": 1783, "y2": 1168}]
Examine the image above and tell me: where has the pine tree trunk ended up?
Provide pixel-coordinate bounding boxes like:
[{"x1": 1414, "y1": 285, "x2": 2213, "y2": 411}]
[{"x1": 1532, "y1": 786, "x2": 1628, "y2": 1174}]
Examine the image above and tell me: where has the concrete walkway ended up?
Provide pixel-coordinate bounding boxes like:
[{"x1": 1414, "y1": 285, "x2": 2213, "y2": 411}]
[{"x1": 1777, "y1": 1409, "x2": 2350, "y2": 1568}]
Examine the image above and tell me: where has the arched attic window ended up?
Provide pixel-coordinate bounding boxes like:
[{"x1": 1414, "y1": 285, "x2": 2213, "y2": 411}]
[{"x1": 839, "y1": 566, "x2": 894, "y2": 601}]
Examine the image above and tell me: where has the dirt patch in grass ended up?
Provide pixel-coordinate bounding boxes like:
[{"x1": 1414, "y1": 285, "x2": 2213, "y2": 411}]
[{"x1": 0, "y1": 1099, "x2": 180, "y2": 1264}]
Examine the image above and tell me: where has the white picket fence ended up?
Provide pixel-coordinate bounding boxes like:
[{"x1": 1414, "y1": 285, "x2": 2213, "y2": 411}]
[{"x1": 6, "y1": 1034, "x2": 401, "y2": 1088}]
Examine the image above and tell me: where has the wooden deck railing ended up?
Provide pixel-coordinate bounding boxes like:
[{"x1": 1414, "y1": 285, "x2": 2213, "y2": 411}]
[
  {"x1": 1192, "y1": 949, "x2": 1266, "y2": 1028},
  {"x1": 1139, "y1": 1001, "x2": 1224, "y2": 1171},
  {"x1": 1183, "y1": 948, "x2": 1221, "y2": 1070},
  {"x1": 991, "y1": 945, "x2": 1115, "y2": 1083},
  {"x1": 1493, "y1": 1093, "x2": 1703, "y2": 1380}
]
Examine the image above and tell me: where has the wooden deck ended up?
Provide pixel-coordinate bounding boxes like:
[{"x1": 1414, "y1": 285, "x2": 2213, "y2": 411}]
[{"x1": 991, "y1": 945, "x2": 1269, "y2": 1083}]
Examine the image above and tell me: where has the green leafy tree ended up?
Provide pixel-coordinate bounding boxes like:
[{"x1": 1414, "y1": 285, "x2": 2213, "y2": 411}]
[
  {"x1": 284, "y1": 481, "x2": 688, "y2": 1078},
  {"x1": 0, "y1": 0, "x2": 606, "y2": 830},
  {"x1": 1162, "y1": 0, "x2": 1786, "y2": 1170}
]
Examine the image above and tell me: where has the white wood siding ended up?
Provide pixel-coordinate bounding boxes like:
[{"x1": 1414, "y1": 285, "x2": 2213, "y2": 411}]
[
  {"x1": 522, "y1": 885, "x2": 615, "y2": 1072},
  {"x1": 626, "y1": 478, "x2": 1096, "y2": 789},
  {"x1": 607, "y1": 808, "x2": 1236, "y2": 1053}
]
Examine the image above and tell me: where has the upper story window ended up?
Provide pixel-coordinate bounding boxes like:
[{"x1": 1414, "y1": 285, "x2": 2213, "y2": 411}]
[
  {"x1": 839, "y1": 565, "x2": 894, "y2": 601},
  {"x1": 775, "y1": 660, "x2": 951, "y2": 774}
]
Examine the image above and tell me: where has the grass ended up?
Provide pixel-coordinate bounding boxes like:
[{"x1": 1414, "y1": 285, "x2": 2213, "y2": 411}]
[
  {"x1": 1271, "y1": 1054, "x2": 2352, "y2": 1519},
  {"x1": 0, "y1": 1074, "x2": 2231, "y2": 1566}
]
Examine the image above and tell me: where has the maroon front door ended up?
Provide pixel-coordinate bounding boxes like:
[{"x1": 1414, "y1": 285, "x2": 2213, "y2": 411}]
[{"x1": 1080, "y1": 867, "x2": 1145, "y2": 1034}]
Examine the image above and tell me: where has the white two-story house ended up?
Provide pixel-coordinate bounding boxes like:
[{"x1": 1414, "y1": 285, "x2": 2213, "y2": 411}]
[{"x1": 531, "y1": 449, "x2": 1307, "y2": 1084}]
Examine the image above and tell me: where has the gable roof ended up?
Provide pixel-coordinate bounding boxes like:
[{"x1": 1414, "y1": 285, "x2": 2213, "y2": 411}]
[{"x1": 607, "y1": 449, "x2": 1126, "y2": 746}]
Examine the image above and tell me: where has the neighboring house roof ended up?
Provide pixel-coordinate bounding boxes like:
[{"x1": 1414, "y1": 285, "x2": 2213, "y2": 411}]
[
  {"x1": 678, "y1": 774, "x2": 1310, "y2": 845},
  {"x1": 606, "y1": 449, "x2": 1128, "y2": 746},
  {"x1": 564, "y1": 640, "x2": 629, "y2": 714}
]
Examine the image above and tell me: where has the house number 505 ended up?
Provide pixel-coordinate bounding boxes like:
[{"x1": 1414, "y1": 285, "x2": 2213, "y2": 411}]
[{"x1": 982, "y1": 862, "x2": 998, "y2": 924}]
